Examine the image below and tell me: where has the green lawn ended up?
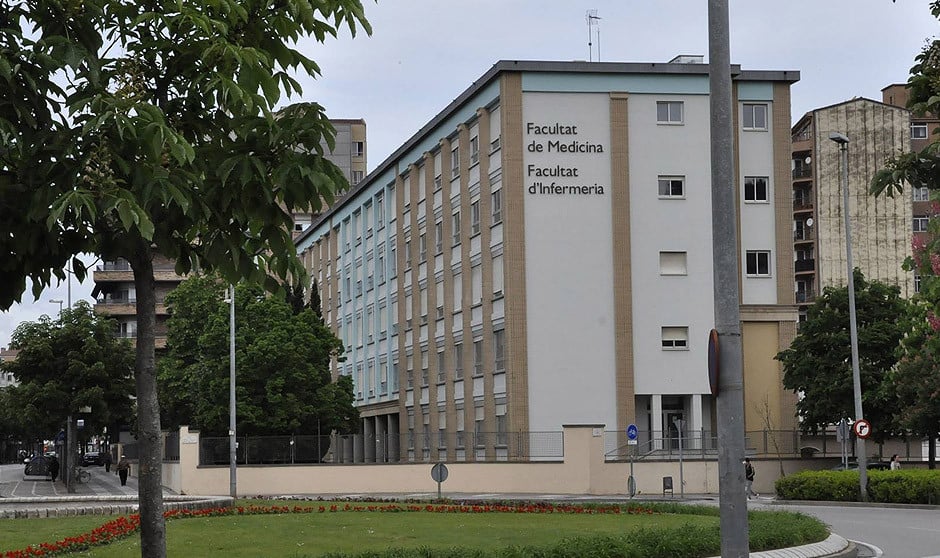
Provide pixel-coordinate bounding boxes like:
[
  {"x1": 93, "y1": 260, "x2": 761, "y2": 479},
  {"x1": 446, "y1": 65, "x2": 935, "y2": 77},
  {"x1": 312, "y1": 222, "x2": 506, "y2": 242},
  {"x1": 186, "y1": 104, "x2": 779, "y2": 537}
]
[{"x1": 0, "y1": 500, "x2": 825, "y2": 558}]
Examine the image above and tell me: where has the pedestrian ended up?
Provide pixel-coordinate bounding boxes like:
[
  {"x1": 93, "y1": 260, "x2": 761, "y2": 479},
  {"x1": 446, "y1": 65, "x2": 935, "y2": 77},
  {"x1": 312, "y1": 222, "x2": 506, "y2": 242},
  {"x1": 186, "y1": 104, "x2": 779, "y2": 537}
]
[
  {"x1": 744, "y1": 458, "x2": 758, "y2": 499},
  {"x1": 48, "y1": 456, "x2": 59, "y2": 483},
  {"x1": 116, "y1": 455, "x2": 130, "y2": 486},
  {"x1": 103, "y1": 451, "x2": 112, "y2": 473},
  {"x1": 890, "y1": 454, "x2": 901, "y2": 471}
]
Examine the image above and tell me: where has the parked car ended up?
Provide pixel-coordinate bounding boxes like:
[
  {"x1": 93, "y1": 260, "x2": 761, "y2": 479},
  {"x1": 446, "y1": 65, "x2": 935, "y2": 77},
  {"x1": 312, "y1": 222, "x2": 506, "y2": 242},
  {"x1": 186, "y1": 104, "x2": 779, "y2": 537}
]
[
  {"x1": 81, "y1": 451, "x2": 103, "y2": 466},
  {"x1": 830, "y1": 461, "x2": 891, "y2": 471}
]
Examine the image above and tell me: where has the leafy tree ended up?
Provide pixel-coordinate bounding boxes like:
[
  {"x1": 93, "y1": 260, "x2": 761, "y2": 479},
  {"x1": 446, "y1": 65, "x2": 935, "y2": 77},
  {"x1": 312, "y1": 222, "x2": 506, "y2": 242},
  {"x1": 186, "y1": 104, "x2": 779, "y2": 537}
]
[
  {"x1": 776, "y1": 270, "x2": 912, "y2": 443},
  {"x1": 158, "y1": 275, "x2": 356, "y2": 437},
  {"x1": 1, "y1": 2, "x2": 370, "y2": 555},
  {"x1": 0, "y1": 301, "x2": 135, "y2": 447},
  {"x1": 869, "y1": 0, "x2": 940, "y2": 468}
]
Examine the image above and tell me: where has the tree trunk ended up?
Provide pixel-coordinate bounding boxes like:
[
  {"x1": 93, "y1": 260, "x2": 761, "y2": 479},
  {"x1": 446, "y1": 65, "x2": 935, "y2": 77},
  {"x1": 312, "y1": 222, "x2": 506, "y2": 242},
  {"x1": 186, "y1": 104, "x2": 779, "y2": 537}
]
[{"x1": 131, "y1": 246, "x2": 166, "y2": 557}]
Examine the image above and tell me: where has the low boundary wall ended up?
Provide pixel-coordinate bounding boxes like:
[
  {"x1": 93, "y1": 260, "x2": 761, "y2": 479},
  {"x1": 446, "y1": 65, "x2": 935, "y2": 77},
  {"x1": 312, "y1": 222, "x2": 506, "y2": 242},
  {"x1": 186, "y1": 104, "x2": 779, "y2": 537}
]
[{"x1": 173, "y1": 425, "x2": 813, "y2": 497}]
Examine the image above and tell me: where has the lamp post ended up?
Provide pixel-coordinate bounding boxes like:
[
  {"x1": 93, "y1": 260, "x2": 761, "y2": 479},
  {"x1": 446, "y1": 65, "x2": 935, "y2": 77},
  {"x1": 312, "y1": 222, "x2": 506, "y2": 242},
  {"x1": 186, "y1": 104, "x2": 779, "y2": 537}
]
[
  {"x1": 829, "y1": 131, "x2": 868, "y2": 501},
  {"x1": 49, "y1": 299, "x2": 64, "y2": 315},
  {"x1": 227, "y1": 284, "x2": 236, "y2": 498}
]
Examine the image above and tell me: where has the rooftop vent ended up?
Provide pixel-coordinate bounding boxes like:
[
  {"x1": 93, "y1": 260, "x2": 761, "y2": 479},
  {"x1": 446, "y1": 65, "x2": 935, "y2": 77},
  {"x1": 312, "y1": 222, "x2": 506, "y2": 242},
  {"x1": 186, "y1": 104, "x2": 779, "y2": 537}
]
[{"x1": 668, "y1": 55, "x2": 704, "y2": 64}]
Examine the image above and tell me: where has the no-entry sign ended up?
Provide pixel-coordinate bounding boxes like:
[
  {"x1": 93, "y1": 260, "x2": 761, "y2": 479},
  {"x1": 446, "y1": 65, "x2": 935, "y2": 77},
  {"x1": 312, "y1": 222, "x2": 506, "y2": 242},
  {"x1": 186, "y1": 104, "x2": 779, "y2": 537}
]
[{"x1": 852, "y1": 419, "x2": 872, "y2": 439}]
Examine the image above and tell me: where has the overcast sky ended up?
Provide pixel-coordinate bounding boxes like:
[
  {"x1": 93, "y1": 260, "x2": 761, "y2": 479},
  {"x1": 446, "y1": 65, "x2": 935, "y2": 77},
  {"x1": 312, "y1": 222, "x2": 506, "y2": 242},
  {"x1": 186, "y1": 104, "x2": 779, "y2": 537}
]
[{"x1": 1, "y1": 0, "x2": 937, "y2": 348}]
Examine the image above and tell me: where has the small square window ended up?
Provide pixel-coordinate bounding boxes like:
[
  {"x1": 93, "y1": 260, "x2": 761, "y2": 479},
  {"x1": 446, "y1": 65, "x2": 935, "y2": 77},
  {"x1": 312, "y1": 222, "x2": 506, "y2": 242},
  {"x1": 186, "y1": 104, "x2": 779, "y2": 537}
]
[
  {"x1": 914, "y1": 215, "x2": 929, "y2": 233},
  {"x1": 470, "y1": 200, "x2": 481, "y2": 235},
  {"x1": 491, "y1": 189, "x2": 502, "y2": 225},
  {"x1": 911, "y1": 123, "x2": 928, "y2": 140},
  {"x1": 745, "y1": 250, "x2": 772, "y2": 276},
  {"x1": 660, "y1": 251, "x2": 688, "y2": 275},
  {"x1": 662, "y1": 327, "x2": 689, "y2": 350},
  {"x1": 743, "y1": 104, "x2": 768, "y2": 131},
  {"x1": 657, "y1": 101, "x2": 683, "y2": 124},
  {"x1": 914, "y1": 186, "x2": 930, "y2": 202},
  {"x1": 351, "y1": 170, "x2": 364, "y2": 184},
  {"x1": 744, "y1": 176, "x2": 769, "y2": 202},
  {"x1": 658, "y1": 176, "x2": 685, "y2": 198},
  {"x1": 352, "y1": 141, "x2": 365, "y2": 157}
]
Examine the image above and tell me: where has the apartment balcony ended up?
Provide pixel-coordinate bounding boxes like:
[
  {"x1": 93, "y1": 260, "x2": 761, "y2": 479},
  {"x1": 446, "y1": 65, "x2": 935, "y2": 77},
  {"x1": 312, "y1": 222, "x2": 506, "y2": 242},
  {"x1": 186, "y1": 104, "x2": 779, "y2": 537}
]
[
  {"x1": 95, "y1": 266, "x2": 185, "y2": 283},
  {"x1": 793, "y1": 229, "x2": 815, "y2": 242},
  {"x1": 95, "y1": 298, "x2": 168, "y2": 316},
  {"x1": 792, "y1": 194, "x2": 814, "y2": 212},
  {"x1": 796, "y1": 289, "x2": 816, "y2": 304},
  {"x1": 792, "y1": 167, "x2": 812, "y2": 180},
  {"x1": 794, "y1": 259, "x2": 815, "y2": 273}
]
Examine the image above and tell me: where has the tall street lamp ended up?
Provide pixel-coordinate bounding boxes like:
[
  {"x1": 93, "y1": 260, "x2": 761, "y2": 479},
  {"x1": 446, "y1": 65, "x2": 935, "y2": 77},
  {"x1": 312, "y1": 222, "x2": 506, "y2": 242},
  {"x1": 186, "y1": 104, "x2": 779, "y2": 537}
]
[
  {"x1": 829, "y1": 131, "x2": 868, "y2": 501},
  {"x1": 49, "y1": 299, "x2": 64, "y2": 315}
]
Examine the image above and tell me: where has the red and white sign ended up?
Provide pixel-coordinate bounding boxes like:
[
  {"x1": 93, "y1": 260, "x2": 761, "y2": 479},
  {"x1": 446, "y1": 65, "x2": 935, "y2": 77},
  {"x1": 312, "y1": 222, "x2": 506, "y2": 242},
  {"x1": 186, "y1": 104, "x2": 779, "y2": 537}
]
[{"x1": 852, "y1": 419, "x2": 872, "y2": 439}]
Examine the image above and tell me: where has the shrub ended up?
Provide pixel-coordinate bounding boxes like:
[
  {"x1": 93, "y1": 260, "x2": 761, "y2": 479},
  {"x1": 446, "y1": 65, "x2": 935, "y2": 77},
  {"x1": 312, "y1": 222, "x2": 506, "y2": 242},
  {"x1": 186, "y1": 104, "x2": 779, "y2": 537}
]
[{"x1": 776, "y1": 468, "x2": 940, "y2": 504}]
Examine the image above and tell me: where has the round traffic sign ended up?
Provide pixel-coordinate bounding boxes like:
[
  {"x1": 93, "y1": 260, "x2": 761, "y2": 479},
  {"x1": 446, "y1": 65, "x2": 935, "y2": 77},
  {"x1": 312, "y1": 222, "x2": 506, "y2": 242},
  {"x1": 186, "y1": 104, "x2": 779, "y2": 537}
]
[
  {"x1": 852, "y1": 419, "x2": 872, "y2": 439},
  {"x1": 431, "y1": 462, "x2": 449, "y2": 482},
  {"x1": 626, "y1": 424, "x2": 638, "y2": 441}
]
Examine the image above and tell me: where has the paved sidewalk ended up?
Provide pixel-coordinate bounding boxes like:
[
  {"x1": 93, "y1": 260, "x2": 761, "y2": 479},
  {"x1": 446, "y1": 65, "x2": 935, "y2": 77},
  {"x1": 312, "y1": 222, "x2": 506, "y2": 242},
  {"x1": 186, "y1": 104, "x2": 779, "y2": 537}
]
[{"x1": 3, "y1": 465, "x2": 142, "y2": 499}]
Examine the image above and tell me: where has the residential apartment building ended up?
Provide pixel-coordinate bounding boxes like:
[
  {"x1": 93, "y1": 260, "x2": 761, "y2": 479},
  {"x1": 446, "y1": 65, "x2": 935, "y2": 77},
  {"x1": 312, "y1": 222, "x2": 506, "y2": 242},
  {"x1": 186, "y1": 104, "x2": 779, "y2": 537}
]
[
  {"x1": 0, "y1": 347, "x2": 18, "y2": 388},
  {"x1": 790, "y1": 98, "x2": 914, "y2": 318},
  {"x1": 92, "y1": 120, "x2": 367, "y2": 347},
  {"x1": 296, "y1": 59, "x2": 801, "y2": 463}
]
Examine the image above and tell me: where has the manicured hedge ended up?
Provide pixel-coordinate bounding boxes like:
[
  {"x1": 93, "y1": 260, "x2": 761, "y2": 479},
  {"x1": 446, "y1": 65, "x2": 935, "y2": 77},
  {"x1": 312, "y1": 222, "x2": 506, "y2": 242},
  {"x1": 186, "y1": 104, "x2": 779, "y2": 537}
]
[{"x1": 775, "y1": 469, "x2": 940, "y2": 504}]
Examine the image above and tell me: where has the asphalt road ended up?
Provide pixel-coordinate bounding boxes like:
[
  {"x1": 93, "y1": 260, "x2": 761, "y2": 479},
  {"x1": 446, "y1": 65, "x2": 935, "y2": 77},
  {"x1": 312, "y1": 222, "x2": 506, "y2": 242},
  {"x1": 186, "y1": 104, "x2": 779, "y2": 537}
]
[{"x1": 765, "y1": 501, "x2": 940, "y2": 558}]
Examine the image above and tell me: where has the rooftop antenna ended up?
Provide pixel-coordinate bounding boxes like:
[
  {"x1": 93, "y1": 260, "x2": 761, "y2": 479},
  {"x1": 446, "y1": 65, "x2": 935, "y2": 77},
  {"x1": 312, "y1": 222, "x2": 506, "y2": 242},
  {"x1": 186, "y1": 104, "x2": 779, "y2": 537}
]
[{"x1": 586, "y1": 10, "x2": 601, "y2": 62}]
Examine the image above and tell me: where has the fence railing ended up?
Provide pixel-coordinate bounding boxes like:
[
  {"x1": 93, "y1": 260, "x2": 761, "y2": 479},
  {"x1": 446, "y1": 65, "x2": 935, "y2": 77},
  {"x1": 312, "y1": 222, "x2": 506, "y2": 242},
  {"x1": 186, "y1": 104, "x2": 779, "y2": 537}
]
[
  {"x1": 604, "y1": 429, "x2": 933, "y2": 462},
  {"x1": 198, "y1": 431, "x2": 564, "y2": 465}
]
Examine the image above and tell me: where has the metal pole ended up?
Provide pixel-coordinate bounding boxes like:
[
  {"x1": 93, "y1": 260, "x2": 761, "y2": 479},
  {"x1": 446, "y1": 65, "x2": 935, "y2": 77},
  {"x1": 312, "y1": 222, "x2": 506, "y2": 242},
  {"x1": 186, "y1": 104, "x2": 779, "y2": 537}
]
[
  {"x1": 229, "y1": 284, "x2": 237, "y2": 498},
  {"x1": 66, "y1": 414, "x2": 74, "y2": 493},
  {"x1": 837, "y1": 140, "x2": 868, "y2": 499},
  {"x1": 708, "y1": 0, "x2": 749, "y2": 555},
  {"x1": 676, "y1": 418, "x2": 685, "y2": 498}
]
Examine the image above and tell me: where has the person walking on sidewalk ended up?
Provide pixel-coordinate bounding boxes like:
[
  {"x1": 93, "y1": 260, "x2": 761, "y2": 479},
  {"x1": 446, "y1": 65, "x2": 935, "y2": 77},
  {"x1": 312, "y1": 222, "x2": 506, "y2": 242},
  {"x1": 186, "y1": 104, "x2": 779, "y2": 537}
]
[
  {"x1": 116, "y1": 455, "x2": 130, "y2": 486},
  {"x1": 744, "y1": 458, "x2": 758, "y2": 499},
  {"x1": 103, "y1": 451, "x2": 112, "y2": 473}
]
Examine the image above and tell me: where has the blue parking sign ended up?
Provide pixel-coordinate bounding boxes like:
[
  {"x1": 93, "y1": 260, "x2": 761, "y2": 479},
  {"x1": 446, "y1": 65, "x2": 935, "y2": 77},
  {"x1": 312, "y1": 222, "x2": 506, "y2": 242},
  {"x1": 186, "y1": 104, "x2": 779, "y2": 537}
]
[{"x1": 626, "y1": 424, "x2": 638, "y2": 440}]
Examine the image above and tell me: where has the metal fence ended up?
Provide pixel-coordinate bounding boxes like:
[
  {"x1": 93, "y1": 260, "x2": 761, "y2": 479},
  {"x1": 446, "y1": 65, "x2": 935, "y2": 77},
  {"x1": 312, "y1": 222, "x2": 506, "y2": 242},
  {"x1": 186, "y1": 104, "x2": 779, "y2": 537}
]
[
  {"x1": 604, "y1": 429, "x2": 934, "y2": 462},
  {"x1": 198, "y1": 431, "x2": 564, "y2": 465}
]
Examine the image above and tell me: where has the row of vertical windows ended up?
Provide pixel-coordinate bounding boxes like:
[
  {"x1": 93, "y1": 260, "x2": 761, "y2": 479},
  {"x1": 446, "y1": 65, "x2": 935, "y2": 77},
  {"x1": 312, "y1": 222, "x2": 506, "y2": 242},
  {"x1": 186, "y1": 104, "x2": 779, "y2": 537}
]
[
  {"x1": 658, "y1": 175, "x2": 769, "y2": 201},
  {"x1": 655, "y1": 100, "x2": 768, "y2": 131}
]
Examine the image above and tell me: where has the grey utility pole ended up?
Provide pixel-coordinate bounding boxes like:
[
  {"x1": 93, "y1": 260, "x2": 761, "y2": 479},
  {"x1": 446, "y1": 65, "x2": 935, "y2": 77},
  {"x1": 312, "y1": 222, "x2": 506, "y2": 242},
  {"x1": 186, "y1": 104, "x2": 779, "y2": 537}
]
[
  {"x1": 708, "y1": 1, "x2": 749, "y2": 556},
  {"x1": 830, "y1": 132, "x2": 868, "y2": 500},
  {"x1": 229, "y1": 284, "x2": 237, "y2": 498}
]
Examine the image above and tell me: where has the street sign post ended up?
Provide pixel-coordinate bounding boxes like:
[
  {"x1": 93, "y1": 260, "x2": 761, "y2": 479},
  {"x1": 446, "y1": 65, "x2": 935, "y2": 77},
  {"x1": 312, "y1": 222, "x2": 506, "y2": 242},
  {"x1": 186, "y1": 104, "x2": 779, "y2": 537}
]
[
  {"x1": 626, "y1": 424, "x2": 638, "y2": 498},
  {"x1": 431, "y1": 462, "x2": 448, "y2": 500},
  {"x1": 853, "y1": 419, "x2": 872, "y2": 440}
]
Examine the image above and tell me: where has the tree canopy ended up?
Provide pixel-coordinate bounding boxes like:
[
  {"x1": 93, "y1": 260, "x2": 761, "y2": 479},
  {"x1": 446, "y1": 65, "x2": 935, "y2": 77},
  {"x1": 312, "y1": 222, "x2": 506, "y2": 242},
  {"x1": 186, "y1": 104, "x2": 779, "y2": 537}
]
[
  {"x1": 776, "y1": 270, "x2": 912, "y2": 442},
  {"x1": 158, "y1": 275, "x2": 356, "y2": 437},
  {"x1": 1, "y1": 1, "x2": 370, "y2": 555},
  {"x1": 0, "y1": 301, "x2": 135, "y2": 442}
]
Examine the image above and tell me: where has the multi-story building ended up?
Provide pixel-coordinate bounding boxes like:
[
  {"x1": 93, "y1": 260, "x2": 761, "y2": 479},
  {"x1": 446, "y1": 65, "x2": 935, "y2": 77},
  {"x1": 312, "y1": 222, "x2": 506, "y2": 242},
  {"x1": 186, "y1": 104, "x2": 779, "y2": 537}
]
[
  {"x1": 0, "y1": 347, "x2": 18, "y2": 388},
  {"x1": 92, "y1": 119, "x2": 367, "y2": 347},
  {"x1": 790, "y1": 98, "x2": 914, "y2": 318},
  {"x1": 297, "y1": 58, "x2": 801, "y2": 463}
]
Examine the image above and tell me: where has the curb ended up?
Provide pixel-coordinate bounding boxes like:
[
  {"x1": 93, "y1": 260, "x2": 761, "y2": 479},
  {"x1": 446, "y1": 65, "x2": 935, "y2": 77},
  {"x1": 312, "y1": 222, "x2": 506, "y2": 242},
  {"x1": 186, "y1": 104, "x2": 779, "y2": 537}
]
[
  {"x1": 706, "y1": 534, "x2": 852, "y2": 558},
  {"x1": 0, "y1": 495, "x2": 232, "y2": 519}
]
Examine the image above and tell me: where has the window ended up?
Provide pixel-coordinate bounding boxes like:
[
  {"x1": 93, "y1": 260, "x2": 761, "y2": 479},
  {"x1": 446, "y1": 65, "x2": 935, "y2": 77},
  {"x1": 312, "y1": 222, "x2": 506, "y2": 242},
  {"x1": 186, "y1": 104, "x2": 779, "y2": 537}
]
[
  {"x1": 352, "y1": 141, "x2": 364, "y2": 157},
  {"x1": 914, "y1": 186, "x2": 930, "y2": 202},
  {"x1": 406, "y1": 354, "x2": 414, "y2": 389},
  {"x1": 419, "y1": 232, "x2": 427, "y2": 261},
  {"x1": 389, "y1": 241, "x2": 397, "y2": 275},
  {"x1": 658, "y1": 176, "x2": 685, "y2": 198},
  {"x1": 473, "y1": 340, "x2": 483, "y2": 376},
  {"x1": 496, "y1": 412, "x2": 507, "y2": 446},
  {"x1": 914, "y1": 215, "x2": 930, "y2": 232},
  {"x1": 454, "y1": 343, "x2": 463, "y2": 380},
  {"x1": 494, "y1": 330, "x2": 505, "y2": 373},
  {"x1": 656, "y1": 101, "x2": 683, "y2": 124},
  {"x1": 744, "y1": 176, "x2": 769, "y2": 202},
  {"x1": 351, "y1": 170, "x2": 364, "y2": 184},
  {"x1": 745, "y1": 250, "x2": 772, "y2": 276},
  {"x1": 452, "y1": 211, "x2": 461, "y2": 244},
  {"x1": 435, "y1": 221, "x2": 443, "y2": 254},
  {"x1": 491, "y1": 189, "x2": 502, "y2": 225},
  {"x1": 470, "y1": 136, "x2": 480, "y2": 165},
  {"x1": 743, "y1": 104, "x2": 768, "y2": 130},
  {"x1": 659, "y1": 251, "x2": 688, "y2": 275},
  {"x1": 662, "y1": 327, "x2": 689, "y2": 350},
  {"x1": 377, "y1": 252, "x2": 385, "y2": 284},
  {"x1": 490, "y1": 136, "x2": 501, "y2": 152},
  {"x1": 404, "y1": 236, "x2": 411, "y2": 266},
  {"x1": 470, "y1": 200, "x2": 481, "y2": 235},
  {"x1": 421, "y1": 350, "x2": 429, "y2": 386},
  {"x1": 376, "y1": 195, "x2": 384, "y2": 229},
  {"x1": 434, "y1": 175, "x2": 442, "y2": 191},
  {"x1": 912, "y1": 123, "x2": 928, "y2": 139},
  {"x1": 437, "y1": 351, "x2": 446, "y2": 383},
  {"x1": 451, "y1": 147, "x2": 460, "y2": 178}
]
